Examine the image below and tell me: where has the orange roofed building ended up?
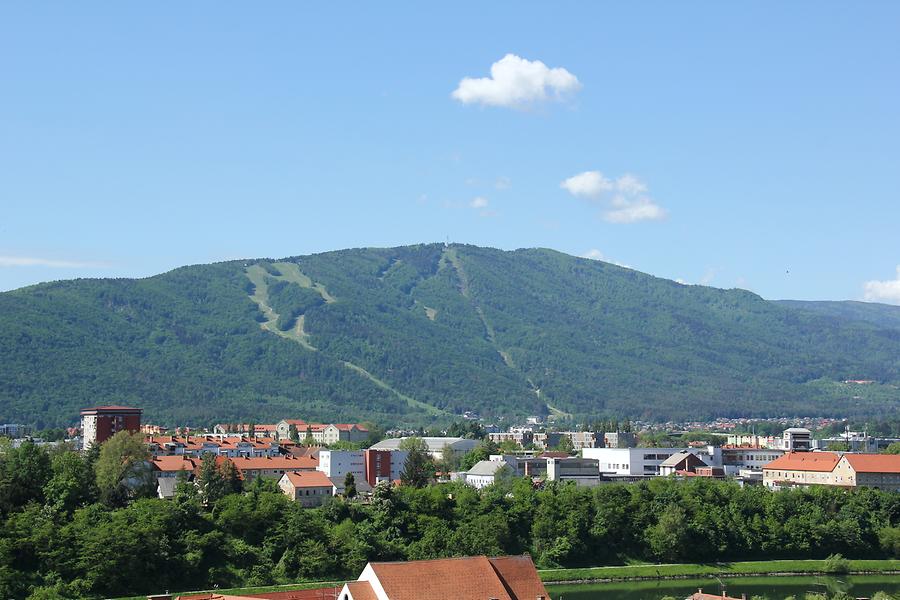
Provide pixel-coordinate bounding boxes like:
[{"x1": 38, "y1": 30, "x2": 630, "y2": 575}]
[{"x1": 763, "y1": 452, "x2": 900, "y2": 491}]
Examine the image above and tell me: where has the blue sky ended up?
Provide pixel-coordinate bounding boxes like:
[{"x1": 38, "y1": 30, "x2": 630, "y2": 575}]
[{"x1": 1, "y1": 2, "x2": 899, "y2": 303}]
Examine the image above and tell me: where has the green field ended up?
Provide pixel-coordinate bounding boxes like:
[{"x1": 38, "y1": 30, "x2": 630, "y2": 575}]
[{"x1": 538, "y1": 559, "x2": 900, "y2": 583}]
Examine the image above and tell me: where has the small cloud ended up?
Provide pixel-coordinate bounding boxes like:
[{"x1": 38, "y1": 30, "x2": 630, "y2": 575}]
[
  {"x1": 464, "y1": 178, "x2": 480, "y2": 186},
  {"x1": 452, "y1": 54, "x2": 581, "y2": 109},
  {"x1": 699, "y1": 267, "x2": 719, "y2": 286},
  {"x1": 863, "y1": 266, "x2": 900, "y2": 305},
  {"x1": 416, "y1": 194, "x2": 429, "y2": 205},
  {"x1": 580, "y1": 249, "x2": 631, "y2": 269},
  {"x1": 675, "y1": 278, "x2": 687, "y2": 285},
  {"x1": 494, "y1": 176, "x2": 512, "y2": 190},
  {"x1": 560, "y1": 171, "x2": 613, "y2": 198},
  {"x1": 604, "y1": 197, "x2": 667, "y2": 224},
  {"x1": 0, "y1": 256, "x2": 109, "y2": 269},
  {"x1": 561, "y1": 171, "x2": 667, "y2": 224},
  {"x1": 469, "y1": 196, "x2": 497, "y2": 218}
]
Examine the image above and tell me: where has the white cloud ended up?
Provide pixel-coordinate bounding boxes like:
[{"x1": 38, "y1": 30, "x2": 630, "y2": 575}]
[
  {"x1": 469, "y1": 196, "x2": 497, "y2": 218},
  {"x1": 604, "y1": 197, "x2": 667, "y2": 224},
  {"x1": 699, "y1": 267, "x2": 718, "y2": 286},
  {"x1": 494, "y1": 176, "x2": 512, "y2": 190},
  {"x1": 452, "y1": 54, "x2": 581, "y2": 109},
  {"x1": 0, "y1": 256, "x2": 108, "y2": 268},
  {"x1": 561, "y1": 171, "x2": 667, "y2": 224},
  {"x1": 560, "y1": 171, "x2": 613, "y2": 198},
  {"x1": 863, "y1": 266, "x2": 900, "y2": 305},
  {"x1": 580, "y1": 249, "x2": 631, "y2": 269}
]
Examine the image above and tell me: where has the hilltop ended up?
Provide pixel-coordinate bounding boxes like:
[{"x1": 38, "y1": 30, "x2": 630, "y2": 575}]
[{"x1": 1, "y1": 244, "x2": 898, "y2": 427}]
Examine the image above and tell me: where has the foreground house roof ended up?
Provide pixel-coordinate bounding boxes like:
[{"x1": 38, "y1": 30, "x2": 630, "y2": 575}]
[{"x1": 345, "y1": 554, "x2": 549, "y2": 600}]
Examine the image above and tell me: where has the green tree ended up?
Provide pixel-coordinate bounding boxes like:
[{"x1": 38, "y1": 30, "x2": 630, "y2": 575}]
[
  {"x1": 43, "y1": 451, "x2": 95, "y2": 514},
  {"x1": 288, "y1": 424, "x2": 300, "y2": 443},
  {"x1": 0, "y1": 440, "x2": 52, "y2": 513},
  {"x1": 94, "y1": 431, "x2": 152, "y2": 506},
  {"x1": 196, "y1": 453, "x2": 228, "y2": 507},
  {"x1": 883, "y1": 442, "x2": 900, "y2": 454},
  {"x1": 344, "y1": 472, "x2": 357, "y2": 499},
  {"x1": 646, "y1": 505, "x2": 689, "y2": 562},
  {"x1": 399, "y1": 438, "x2": 435, "y2": 488},
  {"x1": 554, "y1": 435, "x2": 574, "y2": 454}
]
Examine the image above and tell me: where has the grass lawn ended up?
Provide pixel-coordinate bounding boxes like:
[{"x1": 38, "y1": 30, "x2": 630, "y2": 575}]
[{"x1": 538, "y1": 559, "x2": 900, "y2": 583}]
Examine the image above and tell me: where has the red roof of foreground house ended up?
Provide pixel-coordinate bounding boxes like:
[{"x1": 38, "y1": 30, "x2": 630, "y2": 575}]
[
  {"x1": 763, "y1": 452, "x2": 841, "y2": 472},
  {"x1": 842, "y1": 453, "x2": 900, "y2": 473},
  {"x1": 342, "y1": 582, "x2": 378, "y2": 600},
  {"x1": 359, "y1": 555, "x2": 548, "y2": 600},
  {"x1": 368, "y1": 556, "x2": 513, "y2": 600},
  {"x1": 488, "y1": 555, "x2": 550, "y2": 600},
  {"x1": 283, "y1": 470, "x2": 335, "y2": 489},
  {"x1": 688, "y1": 590, "x2": 743, "y2": 600}
]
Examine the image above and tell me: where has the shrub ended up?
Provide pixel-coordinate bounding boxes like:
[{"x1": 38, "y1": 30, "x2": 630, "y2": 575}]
[{"x1": 823, "y1": 553, "x2": 850, "y2": 574}]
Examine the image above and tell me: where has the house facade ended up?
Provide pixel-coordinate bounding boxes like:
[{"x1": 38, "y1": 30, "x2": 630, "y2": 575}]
[{"x1": 278, "y1": 471, "x2": 336, "y2": 507}]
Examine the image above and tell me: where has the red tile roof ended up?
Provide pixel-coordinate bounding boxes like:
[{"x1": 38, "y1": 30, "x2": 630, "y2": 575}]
[
  {"x1": 689, "y1": 592, "x2": 743, "y2": 600},
  {"x1": 842, "y1": 453, "x2": 900, "y2": 473},
  {"x1": 152, "y1": 456, "x2": 198, "y2": 472},
  {"x1": 283, "y1": 470, "x2": 334, "y2": 489},
  {"x1": 228, "y1": 455, "x2": 318, "y2": 471},
  {"x1": 763, "y1": 452, "x2": 841, "y2": 472},
  {"x1": 368, "y1": 556, "x2": 513, "y2": 600},
  {"x1": 343, "y1": 581, "x2": 378, "y2": 600},
  {"x1": 489, "y1": 555, "x2": 550, "y2": 600}
]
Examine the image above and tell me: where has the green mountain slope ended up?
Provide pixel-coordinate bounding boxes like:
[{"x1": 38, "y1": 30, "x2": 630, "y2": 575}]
[
  {"x1": 776, "y1": 300, "x2": 900, "y2": 331},
  {"x1": 1, "y1": 244, "x2": 898, "y2": 427}
]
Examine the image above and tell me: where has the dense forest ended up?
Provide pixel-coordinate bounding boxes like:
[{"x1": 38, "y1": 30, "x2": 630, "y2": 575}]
[
  {"x1": 1, "y1": 439, "x2": 899, "y2": 599},
  {"x1": 1, "y1": 244, "x2": 899, "y2": 427}
]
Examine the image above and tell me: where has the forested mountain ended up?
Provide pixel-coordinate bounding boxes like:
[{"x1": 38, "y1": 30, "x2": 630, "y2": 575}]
[
  {"x1": 1, "y1": 244, "x2": 898, "y2": 427},
  {"x1": 776, "y1": 300, "x2": 900, "y2": 331}
]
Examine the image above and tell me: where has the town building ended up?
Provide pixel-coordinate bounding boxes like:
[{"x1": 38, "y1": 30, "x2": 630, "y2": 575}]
[
  {"x1": 465, "y1": 460, "x2": 514, "y2": 489},
  {"x1": 546, "y1": 457, "x2": 601, "y2": 485},
  {"x1": 227, "y1": 455, "x2": 318, "y2": 480},
  {"x1": 832, "y1": 454, "x2": 900, "y2": 491},
  {"x1": 338, "y1": 554, "x2": 549, "y2": 600},
  {"x1": 278, "y1": 471, "x2": 336, "y2": 507},
  {"x1": 81, "y1": 405, "x2": 142, "y2": 447},
  {"x1": 364, "y1": 449, "x2": 407, "y2": 486},
  {"x1": 487, "y1": 427, "x2": 534, "y2": 447},
  {"x1": 0, "y1": 424, "x2": 31, "y2": 438},
  {"x1": 659, "y1": 451, "x2": 708, "y2": 476},
  {"x1": 532, "y1": 432, "x2": 562, "y2": 450},
  {"x1": 583, "y1": 446, "x2": 723, "y2": 477},
  {"x1": 762, "y1": 452, "x2": 842, "y2": 488},
  {"x1": 317, "y1": 450, "x2": 366, "y2": 482},
  {"x1": 151, "y1": 456, "x2": 199, "y2": 499},
  {"x1": 781, "y1": 428, "x2": 812, "y2": 451},
  {"x1": 603, "y1": 431, "x2": 637, "y2": 448},
  {"x1": 370, "y1": 437, "x2": 478, "y2": 460}
]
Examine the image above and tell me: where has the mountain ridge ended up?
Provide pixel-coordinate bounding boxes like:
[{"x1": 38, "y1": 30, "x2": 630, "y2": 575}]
[{"x1": 1, "y1": 243, "x2": 898, "y2": 427}]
